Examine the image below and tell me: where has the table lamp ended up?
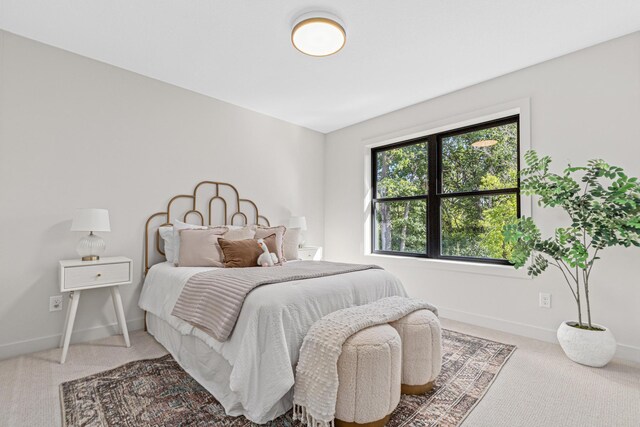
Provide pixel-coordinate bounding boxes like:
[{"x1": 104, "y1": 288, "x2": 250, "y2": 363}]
[
  {"x1": 288, "y1": 216, "x2": 307, "y2": 247},
  {"x1": 71, "y1": 208, "x2": 111, "y2": 261}
]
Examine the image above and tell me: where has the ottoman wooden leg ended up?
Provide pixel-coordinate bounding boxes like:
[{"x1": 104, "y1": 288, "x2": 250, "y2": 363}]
[
  {"x1": 336, "y1": 414, "x2": 391, "y2": 427},
  {"x1": 401, "y1": 381, "x2": 434, "y2": 395}
]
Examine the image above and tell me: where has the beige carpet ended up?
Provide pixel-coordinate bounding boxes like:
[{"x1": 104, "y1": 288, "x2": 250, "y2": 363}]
[{"x1": 1, "y1": 319, "x2": 638, "y2": 426}]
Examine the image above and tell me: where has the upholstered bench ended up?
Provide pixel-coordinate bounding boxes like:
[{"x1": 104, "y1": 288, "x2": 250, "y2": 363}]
[
  {"x1": 335, "y1": 324, "x2": 402, "y2": 427},
  {"x1": 390, "y1": 309, "x2": 442, "y2": 394}
]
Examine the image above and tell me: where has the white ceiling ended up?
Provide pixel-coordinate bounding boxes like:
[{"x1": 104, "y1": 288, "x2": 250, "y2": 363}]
[{"x1": 2, "y1": 1, "x2": 640, "y2": 133}]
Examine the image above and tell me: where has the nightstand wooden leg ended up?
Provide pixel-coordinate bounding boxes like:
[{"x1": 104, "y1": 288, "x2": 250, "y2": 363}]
[
  {"x1": 111, "y1": 290, "x2": 121, "y2": 335},
  {"x1": 59, "y1": 294, "x2": 73, "y2": 348},
  {"x1": 110, "y1": 287, "x2": 130, "y2": 348},
  {"x1": 60, "y1": 290, "x2": 81, "y2": 364}
]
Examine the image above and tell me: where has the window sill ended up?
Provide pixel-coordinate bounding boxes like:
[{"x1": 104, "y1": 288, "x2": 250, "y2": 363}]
[{"x1": 364, "y1": 252, "x2": 531, "y2": 280}]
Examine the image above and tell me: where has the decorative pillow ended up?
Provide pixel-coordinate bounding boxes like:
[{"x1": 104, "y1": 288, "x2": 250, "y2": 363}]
[
  {"x1": 178, "y1": 228, "x2": 228, "y2": 267},
  {"x1": 222, "y1": 226, "x2": 256, "y2": 240},
  {"x1": 255, "y1": 225, "x2": 287, "y2": 263},
  {"x1": 219, "y1": 234, "x2": 277, "y2": 268},
  {"x1": 283, "y1": 228, "x2": 300, "y2": 260},
  {"x1": 158, "y1": 226, "x2": 175, "y2": 262},
  {"x1": 203, "y1": 225, "x2": 254, "y2": 263},
  {"x1": 225, "y1": 224, "x2": 257, "y2": 231},
  {"x1": 172, "y1": 220, "x2": 223, "y2": 264}
]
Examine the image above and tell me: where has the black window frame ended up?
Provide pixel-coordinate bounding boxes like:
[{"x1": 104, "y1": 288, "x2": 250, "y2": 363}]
[{"x1": 371, "y1": 115, "x2": 520, "y2": 265}]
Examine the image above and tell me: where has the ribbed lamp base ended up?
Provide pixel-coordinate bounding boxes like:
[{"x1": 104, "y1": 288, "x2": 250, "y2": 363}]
[{"x1": 77, "y1": 233, "x2": 106, "y2": 261}]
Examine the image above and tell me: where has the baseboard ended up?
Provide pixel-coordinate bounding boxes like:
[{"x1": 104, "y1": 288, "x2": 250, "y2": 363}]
[
  {"x1": 0, "y1": 317, "x2": 145, "y2": 361},
  {"x1": 439, "y1": 307, "x2": 640, "y2": 364},
  {"x1": 616, "y1": 343, "x2": 640, "y2": 364}
]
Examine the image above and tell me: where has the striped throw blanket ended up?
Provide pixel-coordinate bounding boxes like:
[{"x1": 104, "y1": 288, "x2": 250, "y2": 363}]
[
  {"x1": 293, "y1": 296, "x2": 438, "y2": 427},
  {"x1": 171, "y1": 261, "x2": 382, "y2": 341}
]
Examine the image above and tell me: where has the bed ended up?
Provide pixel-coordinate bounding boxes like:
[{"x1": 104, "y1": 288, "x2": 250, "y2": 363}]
[{"x1": 139, "y1": 181, "x2": 408, "y2": 423}]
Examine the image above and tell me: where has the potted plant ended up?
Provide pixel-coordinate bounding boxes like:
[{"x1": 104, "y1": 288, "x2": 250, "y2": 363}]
[{"x1": 504, "y1": 151, "x2": 640, "y2": 367}]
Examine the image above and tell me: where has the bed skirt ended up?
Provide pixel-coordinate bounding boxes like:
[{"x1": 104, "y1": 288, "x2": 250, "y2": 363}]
[{"x1": 146, "y1": 313, "x2": 293, "y2": 423}]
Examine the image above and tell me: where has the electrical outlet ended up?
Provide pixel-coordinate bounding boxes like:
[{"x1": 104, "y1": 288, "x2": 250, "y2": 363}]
[
  {"x1": 539, "y1": 292, "x2": 551, "y2": 309},
  {"x1": 50, "y1": 295, "x2": 63, "y2": 312}
]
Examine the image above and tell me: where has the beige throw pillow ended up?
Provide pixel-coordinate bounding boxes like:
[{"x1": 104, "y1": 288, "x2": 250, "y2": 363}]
[
  {"x1": 172, "y1": 220, "x2": 209, "y2": 264},
  {"x1": 177, "y1": 227, "x2": 228, "y2": 267},
  {"x1": 255, "y1": 225, "x2": 286, "y2": 263},
  {"x1": 188, "y1": 225, "x2": 255, "y2": 266},
  {"x1": 222, "y1": 226, "x2": 256, "y2": 240}
]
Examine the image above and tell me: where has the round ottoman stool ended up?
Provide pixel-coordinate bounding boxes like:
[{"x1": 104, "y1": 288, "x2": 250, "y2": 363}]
[
  {"x1": 335, "y1": 324, "x2": 402, "y2": 427},
  {"x1": 390, "y1": 309, "x2": 442, "y2": 394}
]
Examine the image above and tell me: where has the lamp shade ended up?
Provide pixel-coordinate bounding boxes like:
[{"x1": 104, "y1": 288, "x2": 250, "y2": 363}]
[
  {"x1": 71, "y1": 208, "x2": 111, "y2": 232},
  {"x1": 289, "y1": 216, "x2": 307, "y2": 231}
]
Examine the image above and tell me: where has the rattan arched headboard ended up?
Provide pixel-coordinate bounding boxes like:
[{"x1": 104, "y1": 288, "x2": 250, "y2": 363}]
[{"x1": 144, "y1": 181, "x2": 270, "y2": 273}]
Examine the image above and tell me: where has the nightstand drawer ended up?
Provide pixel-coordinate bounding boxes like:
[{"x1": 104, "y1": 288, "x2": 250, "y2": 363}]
[
  {"x1": 298, "y1": 246, "x2": 322, "y2": 260},
  {"x1": 64, "y1": 262, "x2": 130, "y2": 290},
  {"x1": 299, "y1": 250, "x2": 315, "y2": 260}
]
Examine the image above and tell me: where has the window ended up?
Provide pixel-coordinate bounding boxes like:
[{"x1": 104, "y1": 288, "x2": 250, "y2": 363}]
[{"x1": 372, "y1": 116, "x2": 520, "y2": 264}]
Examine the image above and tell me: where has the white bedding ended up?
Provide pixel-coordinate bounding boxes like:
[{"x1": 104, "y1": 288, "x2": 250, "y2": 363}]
[{"x1": 138, "y1": 261, "x2": 407, "y2": 423}]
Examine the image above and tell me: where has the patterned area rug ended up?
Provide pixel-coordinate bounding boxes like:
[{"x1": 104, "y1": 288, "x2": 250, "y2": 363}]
[{"x1": 60, "y1": 329, "x2": 515, "y2": 427}]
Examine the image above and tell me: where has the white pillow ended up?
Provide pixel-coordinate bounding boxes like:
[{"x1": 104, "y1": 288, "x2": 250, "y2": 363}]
[
  {"x1": 172, "y1": 220, "x2": 208, "y2": 264},
  {"x1": 158, "y1": 226, "x2": 175, "y2": 262},
  {"x1": 283, "y1": 228, "x2": 300, "y2": 260}
]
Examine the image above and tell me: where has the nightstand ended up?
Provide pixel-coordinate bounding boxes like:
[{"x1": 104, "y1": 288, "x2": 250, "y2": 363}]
[
  {"x1": 298, "y1": 246, "x2": 323, "y2": 261},
  {"x1": 58, "y1": 256, "x2": 133, "y2": 363}
]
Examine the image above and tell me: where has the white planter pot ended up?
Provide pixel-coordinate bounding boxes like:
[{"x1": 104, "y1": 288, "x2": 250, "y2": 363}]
[{"x1": 556, "y1": 321, "x2": 616, "y2": 367}]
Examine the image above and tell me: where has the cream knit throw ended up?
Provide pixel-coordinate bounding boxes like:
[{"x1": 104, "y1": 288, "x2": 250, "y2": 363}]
[{"x1": 293, "y1": 296, "x2": 438, "y2": 427}]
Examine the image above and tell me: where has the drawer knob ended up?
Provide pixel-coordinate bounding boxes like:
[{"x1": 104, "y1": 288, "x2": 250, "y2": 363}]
[{"x1": 96, "y1": 273, "x2": 102, "y2": 277}]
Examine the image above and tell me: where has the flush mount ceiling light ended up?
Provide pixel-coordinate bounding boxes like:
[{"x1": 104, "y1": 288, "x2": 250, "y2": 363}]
[
  {"x1": 291, "y1": 12, "x2": 346, "y2": 57},
  {"x1": 471, "y1": 139, "x2": 498, "y2": 148}
]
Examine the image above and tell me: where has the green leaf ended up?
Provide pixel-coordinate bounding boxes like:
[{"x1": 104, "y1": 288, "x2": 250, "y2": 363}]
[{"x1": 503, "y1": 150, "x2": 640, "y2": 283}]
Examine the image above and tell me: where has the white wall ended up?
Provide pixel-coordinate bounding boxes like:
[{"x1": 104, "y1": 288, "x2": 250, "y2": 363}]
[
  {"x1": 2, "y1": 28, "x2": 639, "y2": 363},
  {"x1": 324, "y1": 32, "x2": 640, "y2": 362},
  {"x1": 0, "y1": 31, "x2": 325, "y2": 359}
]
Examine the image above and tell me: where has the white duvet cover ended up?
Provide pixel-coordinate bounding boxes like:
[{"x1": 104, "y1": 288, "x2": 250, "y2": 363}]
[{"x1": 138, "y1": 261, "x2": 407, "y2": 423}]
